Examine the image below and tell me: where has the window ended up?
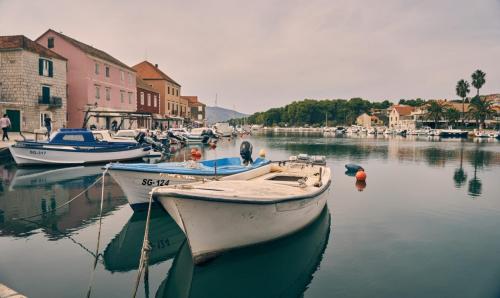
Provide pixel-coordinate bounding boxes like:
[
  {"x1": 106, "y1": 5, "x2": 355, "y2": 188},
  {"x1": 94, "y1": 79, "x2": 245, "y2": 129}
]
[
  {"x1": 95, "y1": 85, "x2": 100, "y2": 99},
  {"x1": 39, "y1": 59, "x2": 53, "y2": 77},
  {"x1": 105, "y1": 66, "x2": 110, "y2": 77},
  {"x1": 106, "y1": 88, "x2": 111, "y2": 101},
  {"x1": 41, "y1": 85, "x2": 50, "y2": 102},
  {"x1": 128, "y1": 92, "x2": 133, "y2": 104},
  {"x1": 120, "y1": 71, "x2": 124, "y2": 81},
  {"x1": 62, "y1": 134, "x2": 85, "y2": 142},
  {"x1": 140, "y1": 92, "x2": 145, "y2": 105},
  {"x1": 128, "y1": 73, "x2": 132, "y2": 84},
  {"x1": 153, "y1": 95, "x2": 157, "y2": 107},
  {"x1": 47, "y1": 37, "x2": 54, "y2": 49},
  {"x1": 40, "y1": 112, "x2": 52, "y2": 128},
  {"x1": 147, "y1": 93, "x2": 151, "y2": 106},
  {"x1": 176, "y1": 89, "x2": 179, "y2": 96},
  {"x1": 120, "y1": 90, "x2": 125, "y2": 103},
  {"x1": 168, "y1": 86, "x2": 170, "y2": 95},
  {"x1": 168, "y1": 102, "x2": 170, "y2": 111},
  {"x1": 95, "y1": 63, "x2": 99, "y2": 75}
]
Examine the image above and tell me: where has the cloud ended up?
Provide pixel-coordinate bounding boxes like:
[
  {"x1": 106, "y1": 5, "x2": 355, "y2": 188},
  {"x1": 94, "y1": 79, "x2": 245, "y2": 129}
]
[{"x1": 1, "y1": 0, "x2": 499, "y2": 113}]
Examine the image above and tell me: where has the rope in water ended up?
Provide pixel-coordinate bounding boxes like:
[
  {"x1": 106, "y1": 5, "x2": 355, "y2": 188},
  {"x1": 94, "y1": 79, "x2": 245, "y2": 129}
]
[
  {"x1": 86, "y1": 168, "x2": 108, "y2": 298},
  {"x1": 11, "y1": 174, "x2": 104, "y2": 221},
  {"x1": 132, "y1": 192, "x2": 153, "y2": 298}
]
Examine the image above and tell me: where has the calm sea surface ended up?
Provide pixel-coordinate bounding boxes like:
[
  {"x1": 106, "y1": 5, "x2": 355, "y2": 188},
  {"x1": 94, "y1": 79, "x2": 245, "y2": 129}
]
[{"x1": 1, "y1": 133, "x2": 500, "y2": 298}]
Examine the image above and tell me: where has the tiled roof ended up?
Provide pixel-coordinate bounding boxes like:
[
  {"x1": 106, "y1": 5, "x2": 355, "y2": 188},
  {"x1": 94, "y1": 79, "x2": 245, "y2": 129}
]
[
  {"x1": 181, "y1": 96, "x2": 198, "y2": 104},
  {"x1": 392, "y1": 105, "x2": 415, "y2": 116},
  {"x1": 37, "y1": 29, "x2": 135, "y2": 72},
  {"x1": 136, "y1": 77, "x2": 159, "y2": 93},
  {"x1": 133, "y1": 61, "x2": 181, "y2": 86},
  {"x1": 0, "y1": 35, "x2": 66, "y2": 60}
]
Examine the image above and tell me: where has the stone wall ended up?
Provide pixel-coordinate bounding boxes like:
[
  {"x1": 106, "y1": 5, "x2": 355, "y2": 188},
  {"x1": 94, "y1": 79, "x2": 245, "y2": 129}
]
[{"x1": 0, "y1": 49, "x2": 67, "y2": 132}]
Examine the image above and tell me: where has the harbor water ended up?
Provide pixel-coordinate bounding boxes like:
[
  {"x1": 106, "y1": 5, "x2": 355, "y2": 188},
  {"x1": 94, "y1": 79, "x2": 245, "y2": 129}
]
[{"x1": 1, "y1": 133, "x2": 500, "y2": 298}]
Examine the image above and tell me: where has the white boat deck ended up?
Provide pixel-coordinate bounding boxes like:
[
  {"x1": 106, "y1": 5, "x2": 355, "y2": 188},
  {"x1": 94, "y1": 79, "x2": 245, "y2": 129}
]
[{"x1": 153, "y1": 163, "x2": 330, "y2": 203}]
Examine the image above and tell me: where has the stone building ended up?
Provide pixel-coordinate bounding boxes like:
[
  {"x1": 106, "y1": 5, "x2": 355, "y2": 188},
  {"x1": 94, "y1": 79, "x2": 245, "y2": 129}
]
[
  {"x1": 36, "y1": 29, "x2": 137, "y2": 129},
  {"x1": 388, "y1": 105, "x2": 416, "y2": 129},
  {"x1": 0, "y1": 35, "x2": 67, "y2": 133},
  {"x1": 133, "y1": 61, "x2": 184, "y2": 127}
]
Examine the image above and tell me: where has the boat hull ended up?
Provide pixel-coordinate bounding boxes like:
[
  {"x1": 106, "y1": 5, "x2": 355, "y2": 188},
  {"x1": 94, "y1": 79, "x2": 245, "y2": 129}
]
[
  {"x1": 156, "y1": 186, "x2": 329, "y2": 264},
  {"x1": 109, "y1": 169, "x2": 217, "y2": 209},
  {"x1": 9, "y1": 145, "x2": 149, "y2": 166}
]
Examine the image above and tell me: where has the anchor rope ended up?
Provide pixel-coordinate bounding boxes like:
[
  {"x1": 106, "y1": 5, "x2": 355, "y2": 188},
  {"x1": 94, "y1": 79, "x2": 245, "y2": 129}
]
[
  {"x1": 132, "y1": 192, "x2": 154, "y2": 298},
  {"x1": 85, "y1": 167, "x2": 109, "y2": 298}
]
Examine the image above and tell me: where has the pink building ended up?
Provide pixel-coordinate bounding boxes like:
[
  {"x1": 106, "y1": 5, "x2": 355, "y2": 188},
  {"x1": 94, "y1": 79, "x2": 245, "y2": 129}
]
[{"x1": 36, "y1": 29, "x2": 137, "y2": 129}]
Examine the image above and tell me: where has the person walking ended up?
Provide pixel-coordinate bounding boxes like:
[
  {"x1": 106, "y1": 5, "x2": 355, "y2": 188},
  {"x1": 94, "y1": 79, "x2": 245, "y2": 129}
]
[
  {"x1": 1, "y1": 114, "x2": 11, "y2": 141},
  {"x1": 44, "y1": 116, "x2": 52, "y2": 139}
]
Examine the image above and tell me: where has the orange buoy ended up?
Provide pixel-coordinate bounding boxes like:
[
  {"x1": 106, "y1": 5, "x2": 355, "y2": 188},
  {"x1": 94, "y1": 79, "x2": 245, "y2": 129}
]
[
  {"x1": 195, "y1": 151, "x2": 202, "y2": 158},
  {"x1": 355, "y1": 170, "x2": 366, "y2": 181},
  {"x1": 190, "y1": 148, "x2": 197, "y2": 155}
]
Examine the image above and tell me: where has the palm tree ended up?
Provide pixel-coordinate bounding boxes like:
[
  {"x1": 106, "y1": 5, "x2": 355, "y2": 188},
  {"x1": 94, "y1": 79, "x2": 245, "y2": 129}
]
[
  {"x1": 445, "y1": 107, "x2": 460, "y2": 128},
  {"x1": 471, "y1": 69, "x2": 486, "y2": 96},
  {"x1": 468, "y1": 96, "x2": 495, "y2": 129},
  {"x1": 425, "y1": 101, "x2": 447, "y2": 129},
  {"x1": 455, "y1": 79, "x2": 470, "y2": 127}
]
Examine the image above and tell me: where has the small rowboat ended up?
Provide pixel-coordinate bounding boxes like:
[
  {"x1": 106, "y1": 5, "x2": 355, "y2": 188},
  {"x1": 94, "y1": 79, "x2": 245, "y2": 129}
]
[{"x1": 153, "y1": 162, "x2": 331, "y2": 264}]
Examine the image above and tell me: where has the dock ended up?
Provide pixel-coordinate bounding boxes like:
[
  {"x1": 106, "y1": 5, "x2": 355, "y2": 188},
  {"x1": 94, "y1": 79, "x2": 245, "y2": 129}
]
[{"x1": 0, "y1": 284, "x2": 27, "y2": 298}]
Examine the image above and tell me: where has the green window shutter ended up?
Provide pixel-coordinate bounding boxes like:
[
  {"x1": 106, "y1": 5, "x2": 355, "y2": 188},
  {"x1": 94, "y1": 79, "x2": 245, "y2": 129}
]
[
  {"x1": 39, "y1": 59, "x2": 43, "y2": 75},
  {"x1": 48, "y1": 61, "x2": 53, "y2": 77}
]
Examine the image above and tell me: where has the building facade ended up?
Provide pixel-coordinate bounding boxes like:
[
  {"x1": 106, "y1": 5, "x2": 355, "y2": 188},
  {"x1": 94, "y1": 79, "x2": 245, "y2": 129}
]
[
  {"x1": 356, "y1": 113, "x2": 383, "y2": 127},
  {"x1": 182, "y1": 96, "x2": 206, "y2": 126},
  {"x1": 36, "y1": 29, "x2": 137, "y2": 129},
  {"x1": 388, "y1": 105, "x2": 416, "y2": 129},
  {"x1": 132, "y1": 61, "x2": 183, "y2": 127},
  {"x1": 0, "y1": 35, "x2": 67, "y2": 133},
  {"x1": 136, "y1": 77, "x2": 160, "y2": 129}
]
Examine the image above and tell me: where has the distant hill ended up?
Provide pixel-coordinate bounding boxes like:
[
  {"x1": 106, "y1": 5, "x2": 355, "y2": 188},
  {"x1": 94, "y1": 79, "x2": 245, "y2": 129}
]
[{"x1": 206, "y1": 106, "x2": 248, "y2": 124}]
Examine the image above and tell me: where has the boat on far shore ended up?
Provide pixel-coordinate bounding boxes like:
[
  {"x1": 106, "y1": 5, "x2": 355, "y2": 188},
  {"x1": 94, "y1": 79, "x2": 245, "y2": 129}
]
[{"x1": 439, "y1": 129, "x2": 468, "y2": 138}]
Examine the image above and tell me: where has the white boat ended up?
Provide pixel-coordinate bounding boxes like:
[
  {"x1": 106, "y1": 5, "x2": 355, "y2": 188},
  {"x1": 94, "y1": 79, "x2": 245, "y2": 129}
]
[
  {"x1": 92, "y1": 130, "x2": 137, "y2": 143},
  {"x1": 428, "y1": 129, "x2": 441, "y2": 137},
  {"x1": 474, "y1": 129, "x2": 499, "y2": 138},
  {"x1": 153, "y1": 161, "x2": 331, "y2": 264},
  {"x1": 108, "y1": 157, "x2": 270, "y2": 209},
  {"x1": 182, "y1": 127, "x2": 216, "y2": 144},
  {"x1": 9, "y1": 129, "x2": 151, "y2": 166},
  {"x1": 212, "y1": 123, "x2": 234, "y2": 137},
  {"x1": 440, "y1": 129, "x2": 468, "y2": 138}
]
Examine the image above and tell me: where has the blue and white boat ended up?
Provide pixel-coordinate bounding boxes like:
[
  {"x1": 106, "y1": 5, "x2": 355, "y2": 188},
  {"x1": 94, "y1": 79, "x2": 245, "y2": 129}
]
[
  {"x1": 9, "y1": 128, "x2": 151, "y2": 166},
  {"x1": 107, "y1": 157, "x2": 270, "y2": 209}
]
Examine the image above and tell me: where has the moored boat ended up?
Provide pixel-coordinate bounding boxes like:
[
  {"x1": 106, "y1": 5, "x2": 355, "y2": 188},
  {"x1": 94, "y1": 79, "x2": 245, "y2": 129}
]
[
  {"x1": 8, "y1": 128, "x2": 151, "y2": 166},
  {"x1": 153, "y1": 161, "x2": 331, "y2": 264},
  {"x1": 107, "y1": 155, "x2": 270, "y2": 209},
  {"x1": 439, "y1": 129, "x2": 468, "y2": 138}
]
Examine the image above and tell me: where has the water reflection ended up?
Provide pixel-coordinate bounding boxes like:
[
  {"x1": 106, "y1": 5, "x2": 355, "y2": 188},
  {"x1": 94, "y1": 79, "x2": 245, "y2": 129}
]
[
  {"x1": 103, "y1": 207, "x2": 184, "y2": 272},
  {"x1": 156, "y1": 207, "x2": 331, "y2": 298},
  {"x1": 453, "y1": 145, "x2": 467, "y2": 188},
  {"x1": 0, "y1": 165, "x2": 127, "y2": 238}
]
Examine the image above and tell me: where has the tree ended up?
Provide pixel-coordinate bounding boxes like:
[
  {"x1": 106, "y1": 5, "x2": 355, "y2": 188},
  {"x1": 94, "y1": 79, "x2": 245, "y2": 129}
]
[
  {"x1": 445, "y1": 107, "x2": 461, "y2": 127},
  {"x1": 471, "y1": 69, "x2": 486, "y2": 96},
  {"x1": 425, "y1": 101, "x2": 447, "y2": 129},
  {"x1": 455, "y1": 79, "x2": 470, "y2": 127},
  {"x1": 468, "y1": 96, "x2": 495, "y2": 129}
]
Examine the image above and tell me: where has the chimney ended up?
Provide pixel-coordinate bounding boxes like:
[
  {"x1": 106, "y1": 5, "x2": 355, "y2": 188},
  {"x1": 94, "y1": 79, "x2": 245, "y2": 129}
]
[{"x1": 155, "y1": 64, "x2": 158, "y2": 68}]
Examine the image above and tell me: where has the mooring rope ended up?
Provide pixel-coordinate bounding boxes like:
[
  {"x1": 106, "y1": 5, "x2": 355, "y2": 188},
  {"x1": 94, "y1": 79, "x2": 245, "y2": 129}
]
[
  {"x1": 132, "y1": 192, "x2": 153, "y2": 298},
  {"x1": 11, "y1": 175, "x2": 104, "y2": 221},
  {"x1": 86, "y1": 167, "x2": 109, "y2": 298}
]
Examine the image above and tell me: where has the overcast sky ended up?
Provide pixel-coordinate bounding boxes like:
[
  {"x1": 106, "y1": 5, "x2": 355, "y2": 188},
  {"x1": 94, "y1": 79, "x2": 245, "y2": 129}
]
[{"x1": 1, "y1": 0, "x2": 499, "y2": 113}]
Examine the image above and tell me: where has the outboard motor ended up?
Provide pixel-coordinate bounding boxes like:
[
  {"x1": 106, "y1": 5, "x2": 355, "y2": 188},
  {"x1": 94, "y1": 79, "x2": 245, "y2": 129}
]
[
  {"x1": 240, "y1": 141, "x2": 253, "y2": 165},
  {"x1": 135, "y1": 131, "x2": 170, "y2": 155}
]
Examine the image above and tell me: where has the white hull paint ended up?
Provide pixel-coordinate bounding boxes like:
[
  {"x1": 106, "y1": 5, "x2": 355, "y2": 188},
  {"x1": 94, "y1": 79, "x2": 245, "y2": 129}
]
[
  {"x1": 109, "y1": 170, "x2": 213, "y2": 208},
  {"x1": 158, "y1": 188, "x2": 329, "y2": 264},
  {"x1": 9, "y1": 145, "x2": 149, "y2": 166}
]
